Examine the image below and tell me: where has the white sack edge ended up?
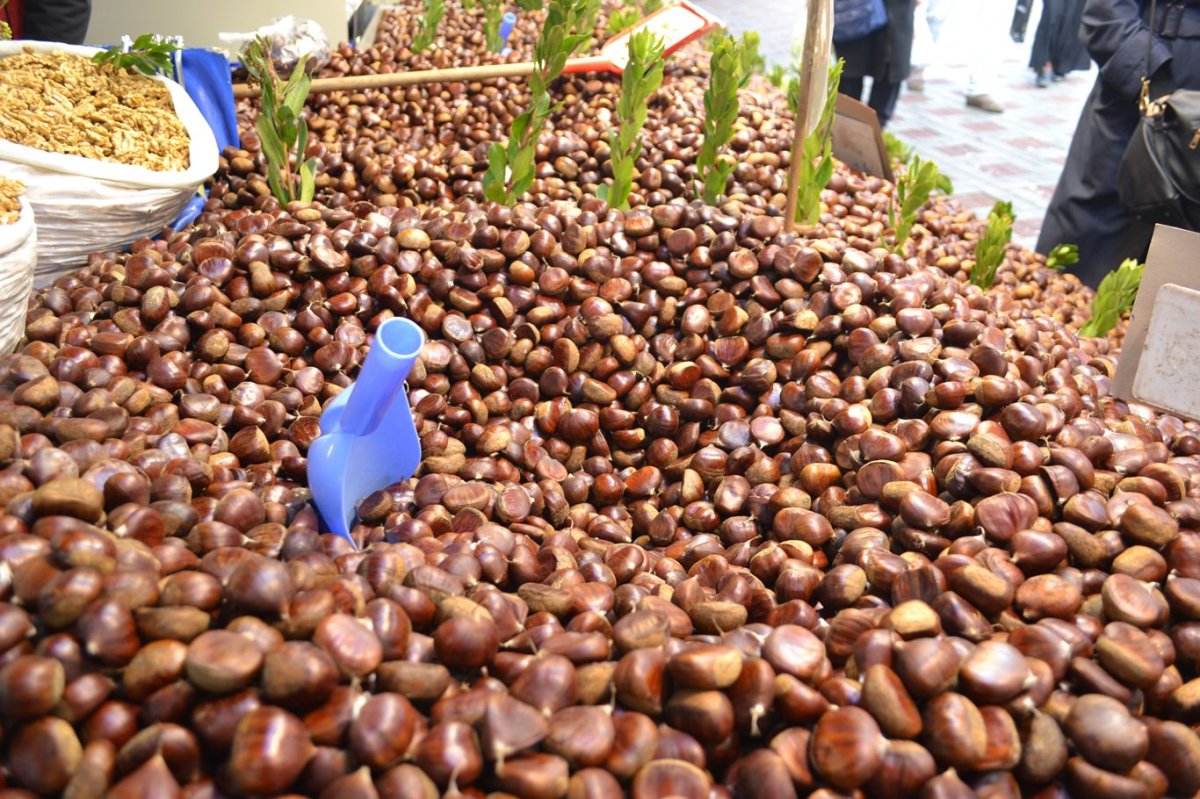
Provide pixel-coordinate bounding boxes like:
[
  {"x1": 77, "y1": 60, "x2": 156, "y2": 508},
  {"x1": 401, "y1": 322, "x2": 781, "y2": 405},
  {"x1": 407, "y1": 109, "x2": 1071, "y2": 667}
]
[{"x1": 0, "y1": 195, "x2": 36, "y2": 355}]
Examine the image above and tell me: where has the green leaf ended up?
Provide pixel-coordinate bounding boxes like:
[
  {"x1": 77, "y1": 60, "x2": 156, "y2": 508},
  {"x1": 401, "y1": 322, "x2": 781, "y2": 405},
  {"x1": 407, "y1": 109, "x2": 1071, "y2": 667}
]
[
  {"x1": 607, "y1": 8, "x2": 639, "y2": 34},
  {"x1": 247, "y1": 37, "x2": 321, "y2": 208},
  {"x1": 970, "y1": 207, "x2": 1013, "y2": 289},
  {"x1": 792, "y1": 60, "x2": 843, "y2": 224},
  {"x1": 1081, "y1": 258, "x2": 1144, "y2": 336},
  {"x1": 1046, "y1": 243, "x2": 1079, "y2": 271},
  {"x1": 256, "y1": 116, "x2": 288, "y2": 170},
  {"x1": 267, "y1": 161, "x2": 290, "y2": 205},
  {"x1": 488, "y1": 0, "x2": 593, "y2": 205},
  {"x1": 282, "y1": 56, "x2": 312, "y2": 118},
  {"x1": 299, "y1": 159, "x2": 317, "y2": 203},
  {"x1": 296, "y1": 119, "x2": 309, "y2": 168},
  {"x1": 882, "y1": 131, "x2": 913, "y2": 165},
  {"x1": 890, "y1": 154, "x2": 944, "y2": 253}
]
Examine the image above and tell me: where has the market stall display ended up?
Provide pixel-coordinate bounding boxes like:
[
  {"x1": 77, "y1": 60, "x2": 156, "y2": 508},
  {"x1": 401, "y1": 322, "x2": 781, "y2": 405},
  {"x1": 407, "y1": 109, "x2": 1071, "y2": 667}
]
[{"x1": 0, "y1": 1, "x2": 1197, "y2": 797}]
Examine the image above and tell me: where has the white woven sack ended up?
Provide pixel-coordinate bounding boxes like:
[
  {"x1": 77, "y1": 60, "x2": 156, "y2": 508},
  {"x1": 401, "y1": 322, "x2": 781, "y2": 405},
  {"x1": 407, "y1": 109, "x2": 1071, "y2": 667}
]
[
  {"x1": 0, "y1": 196, "x2": 35, "y2": 355},
  {"x1": 0, "y1": 41, "x2": 218, "y2": 283}
]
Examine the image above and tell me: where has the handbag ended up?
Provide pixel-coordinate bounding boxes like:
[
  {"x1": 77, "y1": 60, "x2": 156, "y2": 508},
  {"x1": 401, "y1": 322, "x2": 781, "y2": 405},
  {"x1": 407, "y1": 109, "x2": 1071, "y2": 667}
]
[
  {"x1": 1117, "y1": 0, "x2": 1200, "y2": 228},
  {"x1": 1010, "y1": 0, "x2": 1032, "y2": 43},
  {"x1": 832, "y1": 0, "x2": 888, "y2": 43}
]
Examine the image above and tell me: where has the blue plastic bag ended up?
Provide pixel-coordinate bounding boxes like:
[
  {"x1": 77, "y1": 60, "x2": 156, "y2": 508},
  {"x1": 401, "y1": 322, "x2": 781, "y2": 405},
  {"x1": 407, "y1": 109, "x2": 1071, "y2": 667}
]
[
  {"x1": 833, "y1": 0, "x2": 887, "y2": 42},
  {"x1": 170, "y1": 48, "x2": 241, "y2": 230}
]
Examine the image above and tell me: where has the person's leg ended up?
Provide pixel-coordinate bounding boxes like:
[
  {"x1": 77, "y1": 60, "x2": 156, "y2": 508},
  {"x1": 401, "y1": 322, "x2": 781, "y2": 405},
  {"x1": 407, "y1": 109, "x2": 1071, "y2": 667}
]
[
  {"x1": 21, "y1": 0, "x2": 92, "y2": 44},
  {"x1": 925, "y1": 0, "x2": 953, "y2": 42},
  {"x1": 911, "y1": 1, "x2": 935, "y2": 75},
  {"x1": 867, "y1": 80, "x2": 903, "y2": 127},
  {"x1": 841, "y1": 76, "x2": 867, "y2": 103},
  {"x1": 960, "y1": 0, "x2": 1008, "y2": 109}
]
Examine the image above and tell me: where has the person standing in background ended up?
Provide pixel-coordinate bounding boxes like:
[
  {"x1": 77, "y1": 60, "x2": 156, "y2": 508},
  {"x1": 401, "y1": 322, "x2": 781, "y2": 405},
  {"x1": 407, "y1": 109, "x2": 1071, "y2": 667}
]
[
  {"x1": 20, "y1": 0, "x2": 91, "y2": 44},
  {"x1": 1030, "y1": 0, "x2": 1090, "y2": 86},
  {"x1": 837, "y1": 0, "x2": 917, "y2": 127},
  {"x1": 907, "y1": 0, "x2": 1007, "y2": 112},
  {"x1": 908, "y1": 0, "x2": 953, "y2": 90},
  {"x1": 1038, "y1": 0, "x2": 1200, "y2": 287}
]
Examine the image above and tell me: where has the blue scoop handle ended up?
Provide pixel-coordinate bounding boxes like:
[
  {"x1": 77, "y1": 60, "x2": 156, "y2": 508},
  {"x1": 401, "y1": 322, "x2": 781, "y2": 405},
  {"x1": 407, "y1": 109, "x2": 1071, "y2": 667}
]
[
  {"x1": 499, "y1": 12, "x2": 517, "y2": 53},
  {"x1": 334, "y1": 317, "x2": 425, "y2": 436}
]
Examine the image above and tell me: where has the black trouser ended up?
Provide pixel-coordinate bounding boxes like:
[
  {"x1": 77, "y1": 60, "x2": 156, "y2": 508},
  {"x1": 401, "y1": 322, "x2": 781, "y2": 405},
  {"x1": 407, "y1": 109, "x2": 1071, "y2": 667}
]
[
  {"x1": 21, "y1": 0, "x2": 92, "y2": 44},
  {"x1": 841, "y1": 76, "x2": 903, "y2": 128}
]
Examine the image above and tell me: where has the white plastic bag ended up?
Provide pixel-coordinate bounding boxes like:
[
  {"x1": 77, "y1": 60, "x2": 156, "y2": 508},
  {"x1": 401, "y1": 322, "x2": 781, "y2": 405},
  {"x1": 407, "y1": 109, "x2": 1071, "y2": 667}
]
[
  {"x1": 0, "y1": 196, "x2": 35, "y2": 355},
  {"x1": 220, "y1": 16, "x2": 332, "y2": 74},
  {"x1": 0, "y1": 41, "x2": 219, "y2": 284}
]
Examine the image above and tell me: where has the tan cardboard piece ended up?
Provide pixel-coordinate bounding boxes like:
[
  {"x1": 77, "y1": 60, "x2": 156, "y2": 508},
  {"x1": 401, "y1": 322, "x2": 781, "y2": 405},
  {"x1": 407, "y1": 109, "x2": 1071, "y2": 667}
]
[{"x1": 831, "y1": 93, "x2": 893, "y2": 182}]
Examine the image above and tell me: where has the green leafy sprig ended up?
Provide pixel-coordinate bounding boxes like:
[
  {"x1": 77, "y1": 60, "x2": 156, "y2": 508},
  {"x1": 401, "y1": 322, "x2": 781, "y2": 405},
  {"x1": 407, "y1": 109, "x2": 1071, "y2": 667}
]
[
  {"x1": 413, "y1": 0, "x2": 445, "y2": 53},
  {"x1": 793, "y1": 60, "x2": 843, "y2": 226},
  {"x1": 92, "y1": 33, "x2": 180, "y2": 76},
  {"x1": 484, "y1": 0, "x2": 593, "y2": 206},
  {"x1": 696, "y1": 32, "x2": 746, "y2": 205},
  {"x1": 597, "y1": 29, "x2": 665, "y2": 211},
  {"x1": 1080, "y1": 258, "x2": 1145, "y2": 337},
  {"x1": 517, "y1": 0, "x2": 545, "y2": 9},
  {"x1": 583, "y1": 0, "x2": 604, "y2": 31},
  {"x1": 242, "y1": 38, "x2": 319, "y2": 206},
  {"x1": 883, "y1": 131, "x2": 913, "y2": 166},
  {"x1": 1046, "y1": 243, "x2": 1079, "y2": 271},
  {"x1": 738, "y1": 32, "x2": 764, "y2": 86},
  {"x1": 481, "y1": 0, "x2": 505, "y2": 52},
  {"x1": 881, "y1": 134, "x2": 954, "y2": 193},
  {"x1": 607, "y1": 7, "x2": 639, "y2": 34},
  {"x1": 887, "y1": 155, "x2": 944, "y2": 254},
  {"x1": 969, "y1": 200, "x2": 1015, "y2": 289}
]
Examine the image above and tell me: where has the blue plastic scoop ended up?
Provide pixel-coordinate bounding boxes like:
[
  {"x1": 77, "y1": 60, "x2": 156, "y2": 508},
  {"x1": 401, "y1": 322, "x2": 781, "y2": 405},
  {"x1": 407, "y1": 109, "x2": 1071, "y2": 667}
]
[{"x1": 307, "y1": 317, "x2": 426, "y2": 540}]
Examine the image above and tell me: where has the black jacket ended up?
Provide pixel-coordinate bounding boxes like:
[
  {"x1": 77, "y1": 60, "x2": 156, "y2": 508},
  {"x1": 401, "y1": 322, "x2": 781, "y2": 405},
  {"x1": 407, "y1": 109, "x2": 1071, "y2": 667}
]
[
  {"x1": 1038, "y1": 0, "x2": 1200, "y2": 286},
  {"x1": 837, "y1": 0, "x2": 916, "y2": 84}
]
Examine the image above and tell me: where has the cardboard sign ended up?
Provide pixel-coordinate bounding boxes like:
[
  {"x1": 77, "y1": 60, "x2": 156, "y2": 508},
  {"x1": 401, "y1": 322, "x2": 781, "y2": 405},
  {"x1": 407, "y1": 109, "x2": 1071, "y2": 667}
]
[
  {"x1": 1112, "y1": 224, "x2": 1200, "y2": 420},
  {"x1": 832, "y1": 94, "x2": 893, "y2": 182}
]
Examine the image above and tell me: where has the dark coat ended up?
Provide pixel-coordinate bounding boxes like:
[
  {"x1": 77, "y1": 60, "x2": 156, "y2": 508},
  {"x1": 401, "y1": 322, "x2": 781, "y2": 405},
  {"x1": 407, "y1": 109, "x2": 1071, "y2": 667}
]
[
  {"x1": 21, "y1": 0, "x2": 91, "y2": 44},
  {"x1": 1038, "y1": 0, "x2": 1200, "y2": 286},
  {"x1": 837, "y1": 0, "x2": 916, "y2": 84},
  {"x1": 1029, "y1": 0, "x2": 1091, "y2": 74}
]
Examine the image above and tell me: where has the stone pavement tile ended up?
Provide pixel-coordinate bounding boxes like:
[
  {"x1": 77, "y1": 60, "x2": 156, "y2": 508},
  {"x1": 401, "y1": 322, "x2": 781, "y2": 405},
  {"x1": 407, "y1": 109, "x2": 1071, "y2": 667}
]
[
  {"x1": 936, "y1": 143, "x2": 984, "y2": 156},
  {"x1": 1005, "y1": 136, "x2": 1051, "y2": 150},
  {"x1": 953, "y1": 191, "x2": 1000, "y2": 208},
  {"x1": 1014, "y1": 219, "x2": 1043, "y2": 238},
  {"x1": 980, "y1": 162, "x2": 1034, "y2": 178}
]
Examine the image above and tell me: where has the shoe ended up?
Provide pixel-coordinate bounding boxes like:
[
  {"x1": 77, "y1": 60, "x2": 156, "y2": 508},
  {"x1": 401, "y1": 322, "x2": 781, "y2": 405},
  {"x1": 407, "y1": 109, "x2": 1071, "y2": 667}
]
[
  {"x1": 907, "y1": 68, "x2": 926, "y2": 92},
  {"x1": 1035, "y1": 70, "x2": 1050, "y2": 88},
  {"x1": 1052, "y1": 73, "x2": 1066, "y2": 82},
  {"x1": 966, "y1": 93, "x2": 1005, "y2": 113}
]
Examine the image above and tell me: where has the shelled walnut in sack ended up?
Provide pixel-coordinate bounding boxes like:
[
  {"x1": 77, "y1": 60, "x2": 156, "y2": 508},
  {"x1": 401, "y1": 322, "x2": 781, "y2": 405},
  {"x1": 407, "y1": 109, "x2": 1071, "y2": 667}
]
[
  {"x1": 0, "y1": 177, "x2": 22, "y2": 224},
  {"x1": 0, "y1": 50, "x2": 190, "y2": 171}
]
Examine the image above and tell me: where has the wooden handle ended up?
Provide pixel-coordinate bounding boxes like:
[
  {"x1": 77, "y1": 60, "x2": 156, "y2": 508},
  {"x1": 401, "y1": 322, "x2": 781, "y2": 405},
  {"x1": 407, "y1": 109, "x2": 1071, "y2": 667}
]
[
  {"x1": 784, "y1": 0, "x2": 831, "y2": 233},
  {"x1": 232, "y1": 61, "x2": 538, "y2": 99}
]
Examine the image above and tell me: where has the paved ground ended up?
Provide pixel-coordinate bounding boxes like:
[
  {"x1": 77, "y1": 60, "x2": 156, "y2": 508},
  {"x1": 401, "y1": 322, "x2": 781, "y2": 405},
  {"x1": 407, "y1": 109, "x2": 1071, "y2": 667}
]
[{"x1": 696, "y1": 0, "x2": 1097, "y2": 248}]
